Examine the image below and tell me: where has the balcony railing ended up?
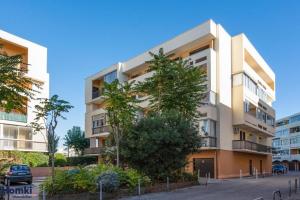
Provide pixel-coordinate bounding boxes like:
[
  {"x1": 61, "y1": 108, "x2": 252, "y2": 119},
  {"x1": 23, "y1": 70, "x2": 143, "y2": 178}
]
[
  {"x1": 84, "y1": 147, "x2": 104, "y2": 155},
  {"x1": 232, "y1": 140, "x2": 272, "y2": 153},
  {"x1": 200, "y1": 136, "x2": 217, "y2": 147},
  {"x1": 0, "y1": 111, "x2": 27, "y2": 123},
  {"x1": 92, "y1": 125, "x2": 110, "y2": 135},
  {"x1": 0, "y1": 139, "x2": 47, "y2": 151}
]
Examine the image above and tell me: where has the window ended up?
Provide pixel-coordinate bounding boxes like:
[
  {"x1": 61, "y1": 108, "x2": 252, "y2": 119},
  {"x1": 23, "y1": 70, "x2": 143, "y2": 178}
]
[
  {"x1": 276, "y1": 120, "x2": 289, "y2": 127},
  {"x1": 275, "y1": 129, "x2": 289, "y2": 137},
  {"x1": 243, "y1": 74, "x2": 257, "y2": 95},
  {"x1": 3, "y1": 126, "x2": 18, "y2": 139},
  {"x1": 290, "y1": 115, "x2": 300, "y2": 124},
  {"x1": 104, "y1": 70, "x2": 117, "y2": 84},
  {"x1": 195, "y1": 56, "x2": 207, "y2": 64},
  {"x1": 199, "y1": 119, "x2": 216, "y2": 137},
  {"x1": 92, "y1": 114, "x2": 107, "y2": 129},
  {"x1": 290, "y1": 126, "x2": 300, "y2": 134}
]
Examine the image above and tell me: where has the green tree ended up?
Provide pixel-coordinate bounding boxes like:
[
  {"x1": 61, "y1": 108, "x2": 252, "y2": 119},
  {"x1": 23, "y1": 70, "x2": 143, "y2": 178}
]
[
  {"x1": 31, "y1": 95, "x2": 73, "y2": 182},
  {"x1": 121, "y1": 110, "x2": 201, "y2": 179},
  {"x1": 64, "y1": 126, "x2": 89, "y2": 156},
  {"x1": 103, "y1": 79, "x2": 138, "y2": 167},
  {"x1": 0, "y1": 48, "x2": 40, "y2": 112},
  {"x1": 137, "y1": 48, "x2": 207, "y2": 120}
]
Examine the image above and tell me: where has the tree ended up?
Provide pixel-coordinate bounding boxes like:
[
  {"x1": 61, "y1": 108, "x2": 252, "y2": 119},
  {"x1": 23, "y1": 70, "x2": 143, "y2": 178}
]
[
  {"x1": 136, "y1": 48, "x2": 207, "y2": 120},
  {"x1": 31, "y1": 95, "x2": 73, "y2": 182},
  {"x1": 0, "y1": 48, "x2": 40, "y2": 112},
  {"x1": 64, "y1": 126, "x2": 89, "y2": 156},
  {"x1": 121, "y1": 110, "x2": 201, "y2": 179},
  {"x1": 103, "y1": 79, "x2": 138, "y2": 167}
]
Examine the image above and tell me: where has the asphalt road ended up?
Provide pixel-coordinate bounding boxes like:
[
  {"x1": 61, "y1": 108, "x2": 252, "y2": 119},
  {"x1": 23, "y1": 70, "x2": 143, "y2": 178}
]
[
  {"x1": 1, "y1": 178, "x2": 42, "y2": 200},
  {"x1": 123, "y1": 172, "x2": 300, "y2": 200}
]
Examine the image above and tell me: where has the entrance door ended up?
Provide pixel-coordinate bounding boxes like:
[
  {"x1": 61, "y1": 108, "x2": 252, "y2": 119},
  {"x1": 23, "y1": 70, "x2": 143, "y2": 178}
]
[
  {"x1": 193, "y1": 158, "x2": 214, "y2": 178},
  {"x1": 249, "y1": 160, "x2": 253, "y2": 176}
]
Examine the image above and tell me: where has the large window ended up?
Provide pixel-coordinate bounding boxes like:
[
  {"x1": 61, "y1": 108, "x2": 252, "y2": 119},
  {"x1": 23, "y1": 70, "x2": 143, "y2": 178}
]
[
  {"x1": 92, "y1": 114, "x2": 107, "y2": 129},
  {"x1": 243, "y1": 74, "x2": 257, "y2": 95},
  {"x1": 290, "y1": 126, "x2": 300, "y2": 134},
  {"x1": 104, "y1": 70, "x2": 117, "y2": 84},
  {"x1": 275, "y1": 129, "x2": 289, "y2": 137},
  {"x1": 199, "y1": 119, "x2": 216, "y2": 137},
  {"x1": 244, "y1": 101, "x2": 275, "y2": 127},
  {"x1": 290, "y1": 115, "x2": 300, "y2": 124}
]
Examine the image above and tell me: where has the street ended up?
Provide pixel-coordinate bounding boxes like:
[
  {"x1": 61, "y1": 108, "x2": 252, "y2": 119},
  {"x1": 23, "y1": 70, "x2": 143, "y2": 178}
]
[{"x1": 123, "y1": 172, "x2": 300, "y2": 200}]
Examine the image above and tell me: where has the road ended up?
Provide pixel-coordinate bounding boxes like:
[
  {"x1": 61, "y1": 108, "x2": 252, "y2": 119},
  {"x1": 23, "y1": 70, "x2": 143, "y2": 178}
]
[
  {"x1": 123, "y1": 172, "x2": 300, "y2": 200},
  {"x1": 1, "y1": 178, "x2": 42, "y2": 200}
]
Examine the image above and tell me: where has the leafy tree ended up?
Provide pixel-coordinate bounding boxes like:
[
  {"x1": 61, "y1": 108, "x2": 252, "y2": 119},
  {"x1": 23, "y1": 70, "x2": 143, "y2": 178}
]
[
  {"x1": 121, "y1": 110, "x2": 201, "y2": 179},
  {"x1": 0, "y1": 47, "x2": 40, "y2": 112},
  {"x1": 64, "y1": 126, "x2": 89, "y2": 156},
  {"x1": 103, "y1": 79, "x2": 138, "y2": 167},
  {"x1": 31, "y1": 95, "x2": 73, "y2": 181},
  {"x1": 136, "y1": 48, "x2": 207, "y2": 120}
]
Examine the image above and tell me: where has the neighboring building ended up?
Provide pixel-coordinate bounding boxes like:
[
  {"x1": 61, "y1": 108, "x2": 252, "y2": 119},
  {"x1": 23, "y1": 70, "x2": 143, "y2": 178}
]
[
  {"x1": 273, "y1": 113, "x2": 300, "y2": 170},
  {"x1": 85, "y1": 19, "x2": 276, "y2": 178},
  {"x1": 0, "y1": 30, "x2": 49, "y2": 152}
]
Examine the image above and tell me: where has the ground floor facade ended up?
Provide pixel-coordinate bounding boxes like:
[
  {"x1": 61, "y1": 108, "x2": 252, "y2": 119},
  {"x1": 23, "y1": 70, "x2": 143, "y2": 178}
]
[{"x1": 186, "y1": 149, "x2": 272, "y2": 179}]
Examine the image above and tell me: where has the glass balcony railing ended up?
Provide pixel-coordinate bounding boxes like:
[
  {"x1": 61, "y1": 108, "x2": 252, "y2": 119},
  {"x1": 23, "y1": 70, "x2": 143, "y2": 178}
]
[
  {"x1": 92, "y1": 125, "x2": 110, "y2": 135},
  {"x1": 0, "y1": 111, "x2": 27, "y2": 123},
  {"x1": 200, "y1": 136, "x2": 217, "y2": 147},
  {"x1": 0, "y1": 139, "x2": 47, "y2": 151}
]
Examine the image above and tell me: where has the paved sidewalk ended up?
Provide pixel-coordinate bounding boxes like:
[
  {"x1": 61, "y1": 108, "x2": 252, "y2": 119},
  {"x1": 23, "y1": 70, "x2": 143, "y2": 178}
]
[{"x1": 122, "y1": 172, "x2": 300, "y2": 200}]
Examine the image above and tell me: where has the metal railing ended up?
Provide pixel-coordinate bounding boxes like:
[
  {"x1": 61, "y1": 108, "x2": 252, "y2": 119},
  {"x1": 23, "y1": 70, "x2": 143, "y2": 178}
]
[
  {"x1": 232, "y1": 140, "x2": 272, "y2": 153},
  {"x1": 92, "y1": 126, "x2": 110, "y2": 135},
  {"x1": 200, "y1": 136, "x2": 217, "y2": 147},
  {"x1": 84, "y1": 147, "x2": 104, "y2": 155},
  {"x1": 0, "y1": 111, "x2": 27, "y2": 123}
]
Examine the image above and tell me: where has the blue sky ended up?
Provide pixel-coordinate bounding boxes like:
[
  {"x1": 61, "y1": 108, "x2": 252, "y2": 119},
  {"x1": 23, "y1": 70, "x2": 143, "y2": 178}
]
[{"x1": 0, "y1": 0, "x2": 299, "y2": 147}]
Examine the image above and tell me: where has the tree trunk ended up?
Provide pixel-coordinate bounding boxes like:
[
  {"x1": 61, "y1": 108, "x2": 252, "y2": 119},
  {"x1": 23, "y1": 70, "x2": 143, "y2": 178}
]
[
  {"x1": 51, "y1": 151, "x2": 55, "y2": 182},
  {"x1": 116, "y1": 144, "x2": 119, "y2": 167}
]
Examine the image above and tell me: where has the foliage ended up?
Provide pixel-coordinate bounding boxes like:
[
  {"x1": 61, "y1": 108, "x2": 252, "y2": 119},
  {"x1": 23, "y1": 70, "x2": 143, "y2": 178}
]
[
  {"x1": 0, "y1": 47, "x2": 41, "y2": 113},
  {"x1": 31, "y1": 95, "x2": 73, "y2": 181},
  {"x1": 103, "y1": 79, "x2": 139, "y2": 166},
  {"x1": 54, "y1": 153, "x2": 67, "y2": 167},
  {"x1": 66, "y1": 156, "x2": 98, "y2": 166},
  {"x1": 64, "y1": 126, "x2": 89, "y2": 155},
  {"x1": 41, "y1": 164, "x2": 150, "y2": 196},
  {"x1": 97, "y1": 171, "x2": 120, "y2": 192},
  {"x1": 0, "y1": 151, "x2": 48, "y2": 168},
  {"x1": 136, "y1": 48, "x2": 207, "y2": 120},
  {"x1": 121, "y1": 110, "x2": 201, "y2": 180}
]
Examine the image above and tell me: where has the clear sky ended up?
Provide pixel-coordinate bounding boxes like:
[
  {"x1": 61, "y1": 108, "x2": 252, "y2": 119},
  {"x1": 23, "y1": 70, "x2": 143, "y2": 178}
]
[{"x1": 0, "y1": 0, "x2": 299, "y2": 147}]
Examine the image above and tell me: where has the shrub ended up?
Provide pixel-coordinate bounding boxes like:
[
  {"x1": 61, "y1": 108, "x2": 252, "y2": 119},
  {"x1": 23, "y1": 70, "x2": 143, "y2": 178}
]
[
  {"x1": 41, "y1": 164, "x2": 150, "y2": 196},
  {"x1": 0, "y1": 151, "x2": 48, "y2": 167},
  {"x1": 55, "y1": 153, "x2": 67, "y2": 167},
  {"x1": 97, "y1": 171, "x2": 120, "y2": 192},
  {"x1": 67, "y1": 156, "x2": 97, "y2": 166}
]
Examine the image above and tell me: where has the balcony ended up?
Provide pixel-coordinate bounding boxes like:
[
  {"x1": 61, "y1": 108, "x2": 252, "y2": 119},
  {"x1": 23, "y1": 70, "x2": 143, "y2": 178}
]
[
  {"x1": 0, "y1": 111, "x2": 27, "y2": 123},
  {"x1": 200, "y1": 136, "x2": 216, "y2": 148},
  {"x1": 84, "y1": 147, "x2": 104, "y2": 155},
  {"x1": 0, "y1": 139, "x2": 47, "y2": 152},
  {"x1": 92, "y1": 125, "x2": 110, "y2": 135},
  {"x1": 232, "y1": 140, "x2": 272, "y2": 154}
]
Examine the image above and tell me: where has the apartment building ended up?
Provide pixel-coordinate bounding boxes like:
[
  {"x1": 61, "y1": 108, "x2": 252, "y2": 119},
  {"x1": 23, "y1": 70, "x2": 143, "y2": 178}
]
[
  {"x1": 0, "y1": 30, "x2": 49, "y2": 152},
  {"x1": 85, "y1": 19, "x2": 276, "y2": 178},
  {"x1": 273, "y1": 113, "x2": 300, "y2": 171}
]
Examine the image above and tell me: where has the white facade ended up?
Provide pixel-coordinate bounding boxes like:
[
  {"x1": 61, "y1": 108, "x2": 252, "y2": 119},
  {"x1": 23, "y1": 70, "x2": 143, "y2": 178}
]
[
  {"x1": 0, "y1": 29, "x2": 49, "y2": 152},
  {"x1": 273, "y1": 113, "x2": 300, "y2": 162}
]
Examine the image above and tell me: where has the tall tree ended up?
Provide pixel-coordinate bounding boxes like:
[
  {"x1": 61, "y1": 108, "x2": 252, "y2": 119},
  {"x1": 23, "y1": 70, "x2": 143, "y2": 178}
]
[
  {"x1": 31, "y1": 95, "x2": 73, "y2": 182},
  {"x1": 64, "y1": 126, "x2": 89, "y2": 156},
  {"x1": 121, "y1": 110, "x2": 201, "y2": 179},
  {"x1": 103, "y1": 79, "x2": 138, "y2": 167},
  {"x1": 0, "y1": 48, "x2": 40, "y2": 112},
  {"x1": 137, "y1": 48, "x2": 207, "y2": 120}
]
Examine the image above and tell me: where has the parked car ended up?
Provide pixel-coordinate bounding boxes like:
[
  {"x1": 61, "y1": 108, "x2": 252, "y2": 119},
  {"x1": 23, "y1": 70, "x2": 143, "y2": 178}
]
[
  {"x1": 272, "y1": 164, "x2": 287, "y2": 174},
  {"x1": 0, "y1": 164, "x2": 32, "y2": 185}
]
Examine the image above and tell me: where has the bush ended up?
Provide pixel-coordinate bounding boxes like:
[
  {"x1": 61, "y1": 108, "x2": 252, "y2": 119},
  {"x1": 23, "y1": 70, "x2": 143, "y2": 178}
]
[
  {"x1": 97, "y1": 171, "x2": 120, "y2": 192},
  {"x1": 55, "y1": 153, "x2": 67, "y2": 167},
  {"x1": 41, "y1": 164, "x2": 150, "y2": 196},
  {"x1": 0, "y1": 151, "x2": 48, "y2": 167},
  {"x1": 67, "y1": 156, "x2": 97, "y2": 166}
]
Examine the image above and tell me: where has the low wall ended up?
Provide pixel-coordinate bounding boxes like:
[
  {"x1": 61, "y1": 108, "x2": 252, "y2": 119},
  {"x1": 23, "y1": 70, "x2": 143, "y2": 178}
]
[{"x1": 31, "y1": 166, "x2": 74, "y2": 177}]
